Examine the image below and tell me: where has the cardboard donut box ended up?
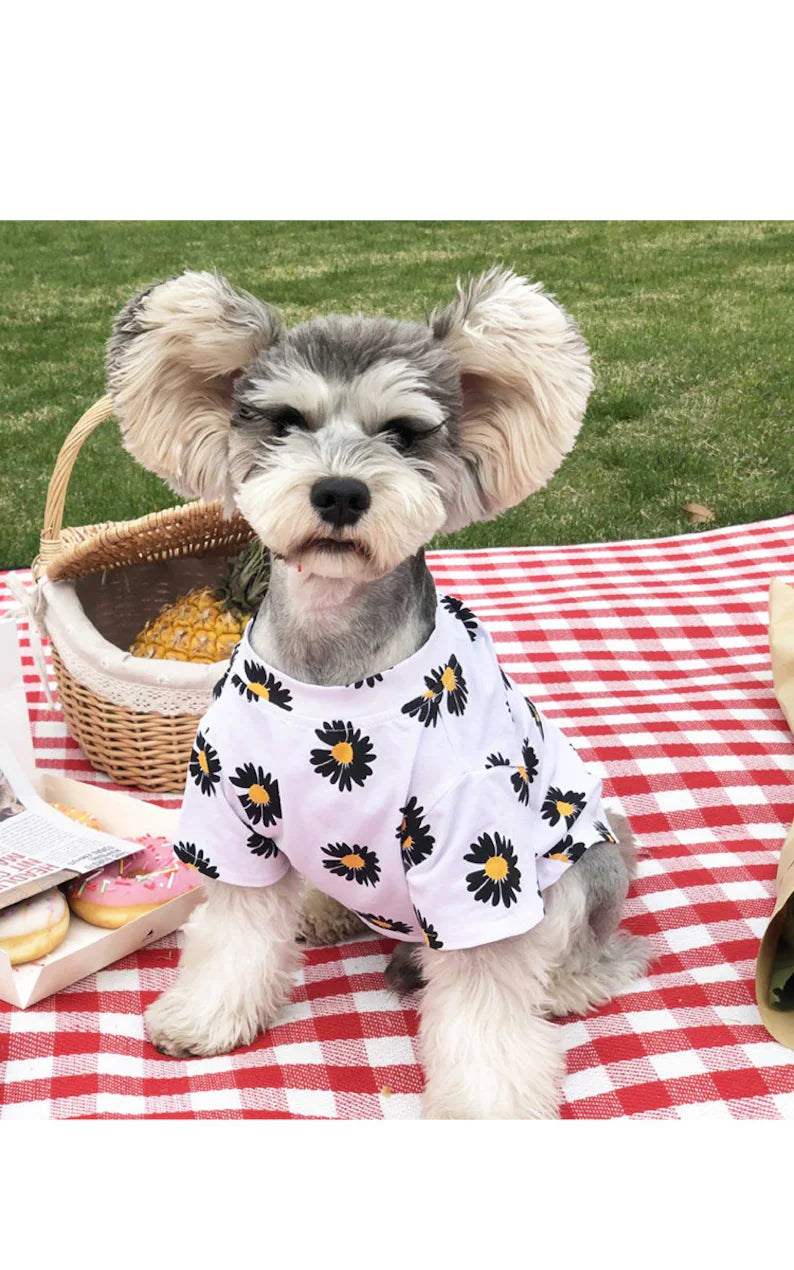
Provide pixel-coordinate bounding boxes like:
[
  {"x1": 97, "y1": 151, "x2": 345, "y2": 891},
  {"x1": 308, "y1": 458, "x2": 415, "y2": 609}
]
[{"x1": 0, "y1": 619, "x2": 202, "y2": 1008}]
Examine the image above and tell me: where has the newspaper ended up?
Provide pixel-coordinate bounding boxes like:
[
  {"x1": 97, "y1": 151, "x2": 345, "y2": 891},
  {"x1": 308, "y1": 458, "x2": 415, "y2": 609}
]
[{"x1": 0, "y1": 736, "x2": 133, "y2": 908}]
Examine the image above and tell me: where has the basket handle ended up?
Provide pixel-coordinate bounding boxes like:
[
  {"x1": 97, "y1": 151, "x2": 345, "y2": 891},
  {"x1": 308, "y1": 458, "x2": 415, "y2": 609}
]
[{"x1": 38, "y1": 395, "x2": 115, "y2": 569}]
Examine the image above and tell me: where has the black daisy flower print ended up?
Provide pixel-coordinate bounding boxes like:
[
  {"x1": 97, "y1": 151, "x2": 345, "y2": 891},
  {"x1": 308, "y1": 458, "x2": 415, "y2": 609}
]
[
  {"x1": 499, "y1": 666, "x2": 512, "y2": 692},
  {"x1": 464, "y1": 832, "x2": 522, "y2": 908},
  {"x1": 402, "y1": 654, "x2": 468, "y2": 727},
  {"x1": 510, "y1": 740, "x2": 539, "y2": 805},
  {"x1": 232, "y1": 659, "x2": 292, "y2": 710},
  {"x1": 525, "y1": 696, "x2": 544, "y2": 739},
  {"x1": 357, "y1": 912, "x2": 413, "y2": 934},
  {"x1": 437, "y1": 655, "x2": 468, "y2": 716},
  {"x1": 247, "y1": 831, "x2": 280, "y2": 859},
  {"x1": 230, "y1": 763, "x2": 282, "y2": 827},
  {"x1": 321, "y1": 842, "x2": 381, "y2": 886},
  {"x1": 352, "y1": 674, "x2": 384, "y2": 689},
  {"x1": 188, "y1": 730, "x2": 221, "y2": 795},
  {"x1": 485, "y1": 753, "x2": 511, "y2": 769},
  {"x1": 213, "y1": 643, "x2": 240, "y2": 700},
  {"x1": 594, "y1": 817, "x2": 618, "y2": 844},
  {"x1": 310, "y1": 721, "x2": 376, "y2": 792},
  {"x1": 396, "y1": 796, "x2": 435, "y2": 870},
  {"x1": 415, "y1": 909, "x2": 443, "y2": 949},
  {"x1": 401, "y1": 682, "x2": 442, "y2": 727},
  {"x1": 543, "y1": 835, "x2": 588, "y2": 865},
  {"x1": 173, "y1": 841, "x2": 219, "y2": 878},
  {"x1": 541, "y1": 786, "x2": 586, "y2": 830},
  {"x1": 440, "y1": 594, "x2": 478, "y2": 642}
]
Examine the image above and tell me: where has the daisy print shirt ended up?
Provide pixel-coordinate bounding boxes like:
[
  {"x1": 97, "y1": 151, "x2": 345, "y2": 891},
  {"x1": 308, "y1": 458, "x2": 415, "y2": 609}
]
[{"x1": 176, "y1": 593, "x2": 619, "y2": 951}]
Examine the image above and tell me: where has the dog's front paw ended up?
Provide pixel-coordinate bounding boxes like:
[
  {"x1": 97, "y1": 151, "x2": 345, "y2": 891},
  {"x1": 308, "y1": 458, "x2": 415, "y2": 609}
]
[
  {"x1": 145, "y1": 983, "x2": 262, "y2": 1058},
  {"x1": 421, "y1": 1063, "x2": 562, "y2": 1120},
  {"x1": 421, "y1": 1086, "x2": 561, "y2": 1120}
]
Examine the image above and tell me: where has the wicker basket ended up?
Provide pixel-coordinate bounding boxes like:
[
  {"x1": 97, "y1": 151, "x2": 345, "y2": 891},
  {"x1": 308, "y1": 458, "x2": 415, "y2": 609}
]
[{"x1": 32, "y1": 396, "x2": 256, "y2": 793}]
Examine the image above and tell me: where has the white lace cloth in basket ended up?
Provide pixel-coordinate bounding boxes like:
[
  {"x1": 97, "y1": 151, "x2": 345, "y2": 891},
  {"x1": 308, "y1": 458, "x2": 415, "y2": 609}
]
[{"x1": 10, "y1": 576, "x2": 226, "y2": 715}]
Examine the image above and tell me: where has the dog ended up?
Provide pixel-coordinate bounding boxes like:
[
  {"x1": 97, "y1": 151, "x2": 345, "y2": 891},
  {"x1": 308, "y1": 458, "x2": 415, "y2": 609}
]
[{"x1": 106, "y1": 267, "x2": 649, "y2": 1119}]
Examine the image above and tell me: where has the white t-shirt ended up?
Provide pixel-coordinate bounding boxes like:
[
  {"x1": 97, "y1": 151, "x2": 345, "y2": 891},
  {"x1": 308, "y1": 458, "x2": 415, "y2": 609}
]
[{"x1": 175, "y1": 593, "x2": 617, "y2": 951}]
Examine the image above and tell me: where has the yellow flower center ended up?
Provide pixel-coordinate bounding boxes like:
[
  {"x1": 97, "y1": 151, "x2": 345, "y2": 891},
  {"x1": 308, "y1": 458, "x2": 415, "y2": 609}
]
[
  {"x1": 331, "y1": 741, "x2": 354, "y2": 765},
  {"x1": 518, "y1": 765, "x2": 527, "y2": 783},
  {"x1": 484, "y1": 855, "x2": 509, "y2": 881},
  {"x1": 441, "y1": 666, "x2": 457, "y2": 692},
  {"x1": 423, "y1": 688, "x2": 436, "y2": 699},
  {"x1": 249, "y1": 783, "x2": 270, "y2": 805},
  {"x1": 247, "y1": 682, "x2": 270, "y2": 700},
  {"x1": 372, "y1": 918, "x2": 392, "y2": 928},
  {"x1": 557, "y1": 800, "x2": 574, "y2": 818},
  {"x1": 548, "y1": 851, "x2": 569, "y2": 862},
  {"x1": 423, "y1": 928, "x2": 431, "y2": 946},
  {"x1": 402, "y1": 835, "x2": 414, "y2": 852},
  {"x1": 198, "y1": 750, "x2": 210, "y2": 775},
  {"x1": 341, "y1": 852, "x2": 364, "y2": 870},
  {"x1": 400, "y1": 818, "x2": 407, "y2": 832}
]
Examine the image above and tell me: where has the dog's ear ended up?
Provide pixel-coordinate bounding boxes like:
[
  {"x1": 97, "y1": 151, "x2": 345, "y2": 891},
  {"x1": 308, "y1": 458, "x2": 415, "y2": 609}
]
[
  {"x1": 106, "y1": 270, "x2": 281, "y2": 507},
  {"x1": 431, "y1": 268, "x2": 592, "y2": 529}
]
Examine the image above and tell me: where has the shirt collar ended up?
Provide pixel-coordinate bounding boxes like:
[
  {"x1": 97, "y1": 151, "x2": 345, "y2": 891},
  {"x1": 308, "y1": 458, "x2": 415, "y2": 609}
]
[{"x1": 229, "y1": 596, "x2": 468, "y2": 721}]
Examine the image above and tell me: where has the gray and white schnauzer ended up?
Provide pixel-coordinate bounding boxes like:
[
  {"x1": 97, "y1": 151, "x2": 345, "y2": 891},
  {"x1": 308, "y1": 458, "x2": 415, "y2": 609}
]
[{"x1": 106, "y1": 267, "x2": 648, "y2": 1119}]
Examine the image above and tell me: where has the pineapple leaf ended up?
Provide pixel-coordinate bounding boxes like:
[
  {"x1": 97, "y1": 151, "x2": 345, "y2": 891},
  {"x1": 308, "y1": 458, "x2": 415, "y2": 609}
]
[{"x1": 215, "y1": 538, "x2": 270, "y2": 618}]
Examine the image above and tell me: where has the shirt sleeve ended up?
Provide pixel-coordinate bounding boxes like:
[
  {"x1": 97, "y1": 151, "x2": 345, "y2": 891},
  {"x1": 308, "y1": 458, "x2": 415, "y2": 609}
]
[
  {"x1": 174, "y1": 713, "x2": 290, "y2": 889},
  {"x1": 404, "y1": 768, "x2": 547, "y2": 952},
  {"x1": 528, "y1": 715, "x2": 610, "y2": 892}
]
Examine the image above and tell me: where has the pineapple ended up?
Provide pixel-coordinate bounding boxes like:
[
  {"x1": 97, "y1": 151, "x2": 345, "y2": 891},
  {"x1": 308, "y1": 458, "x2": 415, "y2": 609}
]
[{"x1": 130, "y1": 539, "x2": 270, "y2": 663}]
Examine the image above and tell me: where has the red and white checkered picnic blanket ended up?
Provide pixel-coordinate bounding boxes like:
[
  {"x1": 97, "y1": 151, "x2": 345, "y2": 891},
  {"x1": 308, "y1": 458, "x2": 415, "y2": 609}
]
[{"x1": 2, "y1": 514, "x2": 794, "y2": 1118}]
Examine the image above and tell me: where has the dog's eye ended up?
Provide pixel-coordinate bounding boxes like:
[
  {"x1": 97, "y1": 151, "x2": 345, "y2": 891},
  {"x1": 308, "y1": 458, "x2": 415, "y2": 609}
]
[
  {"x1": 270, "y1": 406, "x2": 308, "y2": 437},
  {"x1": 234, "y1": 403, "x2": 261, "y2": 425},
  {"x1": 383, "y1": 419, "x2": 416, "y2": 452}
]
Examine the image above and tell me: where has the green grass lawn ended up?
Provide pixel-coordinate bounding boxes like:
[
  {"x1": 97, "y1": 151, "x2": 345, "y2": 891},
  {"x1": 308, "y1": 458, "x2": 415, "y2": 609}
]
[{"x1": 1, "y1": 220, "x2": 792, "y2": 568}]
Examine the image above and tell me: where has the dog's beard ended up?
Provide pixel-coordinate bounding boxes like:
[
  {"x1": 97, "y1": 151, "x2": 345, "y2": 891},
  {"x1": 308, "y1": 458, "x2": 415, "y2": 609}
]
[
  {"x1": 282, "y1": 535, "x2": 375, "y2": 580},
  {"x1": 234, "y1": 447, "x2": 445, "y2": 579}
]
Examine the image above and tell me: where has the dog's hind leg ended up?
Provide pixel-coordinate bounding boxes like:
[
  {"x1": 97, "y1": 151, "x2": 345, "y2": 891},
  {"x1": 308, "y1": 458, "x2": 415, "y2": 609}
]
[
  {"x1": 541, "y1": 815, "x2": 650, "y2": 1019},
  {"x1": 297, "y1": 888, "x2": 369, "y2": 945},
  {"x1": 385, "y1": 941, "x2": 426, "y2": 993}
]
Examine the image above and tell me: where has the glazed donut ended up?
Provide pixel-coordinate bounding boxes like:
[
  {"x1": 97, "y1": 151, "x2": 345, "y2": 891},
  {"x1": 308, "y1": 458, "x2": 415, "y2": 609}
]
[
  {"x1": 49, "y1": 802, "x2": 103, "y2": 831},
  {"x1": 66, "y1": 834, "x2": 203, "y2": 929},
  {"x1": 0, "y1": 889, "x2": 70, "y2": 965}
]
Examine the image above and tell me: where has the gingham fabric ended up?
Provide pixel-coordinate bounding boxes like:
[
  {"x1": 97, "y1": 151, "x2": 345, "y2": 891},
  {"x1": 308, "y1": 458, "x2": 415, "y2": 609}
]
[{"x1": 2, "y1": 514, "x2": 794, "y2": 1119}]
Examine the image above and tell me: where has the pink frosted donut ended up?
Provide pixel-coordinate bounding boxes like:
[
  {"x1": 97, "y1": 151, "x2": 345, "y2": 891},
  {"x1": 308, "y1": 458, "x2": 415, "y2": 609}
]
[{"x1": 65, "y1": 834, "x2": 203, "y2": 929}]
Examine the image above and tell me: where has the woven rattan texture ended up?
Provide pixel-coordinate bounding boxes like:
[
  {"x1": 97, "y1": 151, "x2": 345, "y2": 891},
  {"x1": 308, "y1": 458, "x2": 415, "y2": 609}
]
[
  {"x1": 34, "y1": 399, "x2": 255, "y2": 790},
  {"x1": 50, "y1": 646, "x2": 202, "y2": 791},
  {"x1": 44, "y1": 503, "x2": 254, "y2": 584}
]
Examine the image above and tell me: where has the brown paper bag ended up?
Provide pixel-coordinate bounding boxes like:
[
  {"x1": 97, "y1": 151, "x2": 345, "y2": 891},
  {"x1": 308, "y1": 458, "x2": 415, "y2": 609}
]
[{"x1": 755, "y1": 578, "x2": 794, "y2": 1046}]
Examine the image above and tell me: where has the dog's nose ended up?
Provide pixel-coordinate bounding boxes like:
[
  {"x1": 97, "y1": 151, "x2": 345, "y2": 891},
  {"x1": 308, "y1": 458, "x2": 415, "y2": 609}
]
[{"x1": 310, "y1": 477, "x2": 371, "y2": 528}]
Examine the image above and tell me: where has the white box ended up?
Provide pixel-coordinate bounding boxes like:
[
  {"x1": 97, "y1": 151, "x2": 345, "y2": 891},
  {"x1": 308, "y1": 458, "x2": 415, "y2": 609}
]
[{"x1": 0, "y1": 618, "x2": 202, "y2": 1008}]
